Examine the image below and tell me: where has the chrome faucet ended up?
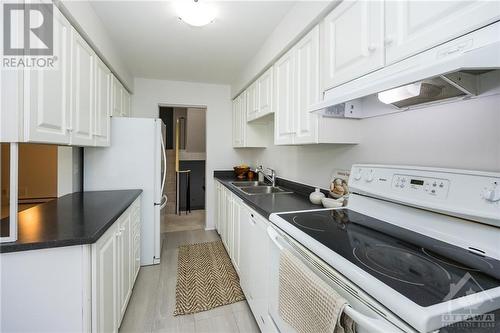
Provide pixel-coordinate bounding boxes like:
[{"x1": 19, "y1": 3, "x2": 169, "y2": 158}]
[{"x1": 256, "y1": 165, "x2": 276, "y2": 187}]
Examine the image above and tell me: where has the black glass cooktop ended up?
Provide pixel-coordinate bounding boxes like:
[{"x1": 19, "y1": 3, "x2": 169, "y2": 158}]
[{"x1": 277, "y1": 209, "x2": 500, "y2": 307}]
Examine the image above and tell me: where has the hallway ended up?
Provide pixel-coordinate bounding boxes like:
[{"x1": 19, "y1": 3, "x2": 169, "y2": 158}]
[{"x1": 119, "y1": 229, "x2": 259, "y2": 333}]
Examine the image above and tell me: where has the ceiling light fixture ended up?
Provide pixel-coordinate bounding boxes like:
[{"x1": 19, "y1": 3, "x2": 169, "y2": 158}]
[{"x1": 175, "y1": 0, "x2": 217, "y2": 27}]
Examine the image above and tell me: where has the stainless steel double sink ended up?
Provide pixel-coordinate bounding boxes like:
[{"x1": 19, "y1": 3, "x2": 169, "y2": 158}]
[{"x1": 230, "y1": 181, "x2": 293, "y2": 196}]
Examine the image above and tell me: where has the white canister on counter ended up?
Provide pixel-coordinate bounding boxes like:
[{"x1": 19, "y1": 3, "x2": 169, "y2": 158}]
[{"x1": 309, "y1": 188, "x2": 325, "y2": 204}]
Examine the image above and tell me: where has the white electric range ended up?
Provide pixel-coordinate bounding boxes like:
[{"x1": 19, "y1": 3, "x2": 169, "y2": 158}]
[{"x1": 269, "y1": 164, "x2": 500, "y2": 333}]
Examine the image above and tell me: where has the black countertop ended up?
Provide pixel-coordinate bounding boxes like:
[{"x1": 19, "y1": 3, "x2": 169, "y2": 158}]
[
  {"x1": 214, "y1": 171, "x2": 324, "y2": 218},
  {"x1": 0, "y1": 190, "x2": 142, "y2": 253}
]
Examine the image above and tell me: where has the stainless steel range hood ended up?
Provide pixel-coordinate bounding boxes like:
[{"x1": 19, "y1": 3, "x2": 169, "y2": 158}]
[{"x1": 310, "y1": 21, "x2": 500, "y2": 117}]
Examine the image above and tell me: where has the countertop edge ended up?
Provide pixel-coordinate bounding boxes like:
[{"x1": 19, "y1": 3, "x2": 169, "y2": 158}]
[
  {"x1": 0, "y1": 190, "x2": 143, "y2": 254},
  {"x1": 214, "y1": 172, "x2": 322, "y2": 219}
]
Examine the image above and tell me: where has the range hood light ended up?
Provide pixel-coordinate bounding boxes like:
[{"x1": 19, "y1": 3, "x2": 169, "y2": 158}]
[{"x1": 378, "y1": 83, "x2": 422, "y2": 104}]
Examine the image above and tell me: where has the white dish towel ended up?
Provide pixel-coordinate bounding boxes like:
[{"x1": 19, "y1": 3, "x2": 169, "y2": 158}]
[{"x1": 279, "y1": 248, "x2": 356, "y2": 333}]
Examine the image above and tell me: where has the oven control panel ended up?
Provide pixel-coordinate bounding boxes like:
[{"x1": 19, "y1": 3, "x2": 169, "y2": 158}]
[
  {"x1": 392, "y1": 174, "x2": 450, "y2": 199},
  {"x1": 349, "y1": 164, "x2": 500, "y2": 227}
]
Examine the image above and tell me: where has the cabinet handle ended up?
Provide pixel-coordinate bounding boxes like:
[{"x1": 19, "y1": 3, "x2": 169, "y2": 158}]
[
  {"x1": 384, "y1": 36, "x2": 394, "y2": 46},
  {"x1": 120, "y1": 227, "x2": 125, "y2": 232},
  {"x1": 367, "y1": 44, "x2": 377, "y2": 53}
]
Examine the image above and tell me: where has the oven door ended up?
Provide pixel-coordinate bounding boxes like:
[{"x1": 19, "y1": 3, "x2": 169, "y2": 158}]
[{"x1": 266, "y1": 226, "x2": 415, "y2": 333}]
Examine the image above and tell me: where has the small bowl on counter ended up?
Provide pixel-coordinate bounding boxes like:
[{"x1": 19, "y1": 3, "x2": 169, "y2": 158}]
[{"x1": 233, "y1": 165, "x2": 250, "y2": 179}]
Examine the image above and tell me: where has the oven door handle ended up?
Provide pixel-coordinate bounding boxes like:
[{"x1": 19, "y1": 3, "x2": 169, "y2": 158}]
[
  {"x1": 267, "y1": 226, "x2": 284, "y2": 250},
  {"x1": 343, "y1": 306, "x2": 402, "y2": 333}
]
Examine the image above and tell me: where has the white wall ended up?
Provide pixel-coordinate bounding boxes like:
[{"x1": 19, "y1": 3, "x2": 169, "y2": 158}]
[
  {"x1": 250, "y1": 95, "x2": 500, "y2": 189},
  {"x1": 132, "y1": 78, "x2": 255, "y2": 229},
  {"x1": 57, "y1": 147, "x2": 82, "y2": 197},
  {"x1": 186, "y1": 108, "x2": 206, "y2": 153},
  {"x1": 58, "y1": 1, "x2": 134, "y2": 91},
  {"x1": 231, "y1": 1, "x2": 337, "y2": 97}
]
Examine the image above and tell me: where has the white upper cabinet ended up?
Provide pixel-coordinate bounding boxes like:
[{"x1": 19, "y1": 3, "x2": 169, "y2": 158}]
[
  {"x1": 246, "y1": 82, "x2": 259, "y2": 121},
  {"x1": 294, "y1": 25, "x2": 320, "y2": 145},
  {"x1": 322, "y1": 0, "x2": 384, "y2": 90},
  {"x1": 122, "y1": 91, "x2": 131, "y2": 117},
  {"x1": 274, "y1": 48, "x2": 296, "y2": 145},
  {"x1": 385, "y1": 0, "x2": 500, "y2": 64},
  {"x1": 274, "y1": 26, "x2": 358, "y2": 145},
  {"x1": 256, "y1": 67, "x2": 273, "y2": 119},
  {"x1": 95, "y1": 57, "x2": 111, "y2": 147},
  {"x1": 232, "y1": 92, "x2": 267, "y2": 148},
  {"x1": 70, "y1": 28, "x2": 95, "y2": 146},
  {"x1": 112, "y1": 76, "x2": 123, "y2": 117},
  {"x1": 112, "y1": 76, "x2": 131, "y2": 117},
  {"x1": 23, "y1": 6, "x2": 71, "y2": 145},
  {"x1": 232, "y1": 94, "x2": 244, "y2": 147}
]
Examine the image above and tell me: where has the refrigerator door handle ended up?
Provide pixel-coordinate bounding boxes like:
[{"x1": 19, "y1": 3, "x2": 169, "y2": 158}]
[
  {"x1": 159, "y1": 194, "x2": 168, "y2": 209},
  {"x1": 159, "y1": 129, "x2": 167, "y2": 196}
]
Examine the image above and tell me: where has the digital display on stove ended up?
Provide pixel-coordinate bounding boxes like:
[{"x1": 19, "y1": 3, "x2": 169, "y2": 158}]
[{"x1": 410, "y1": 179, "x2": 424, "y2": 186}]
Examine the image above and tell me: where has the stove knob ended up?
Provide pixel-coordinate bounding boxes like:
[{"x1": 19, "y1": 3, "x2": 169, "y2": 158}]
[
  {"x1": 354, "y1": 169, "x2": 362, "y2": 181},
  {"x1": 482, "y1": 183, "x2": 500, "y2": 202},
  {"x1": 365, "y1": 169, "x2": 375, "y2": 183}
]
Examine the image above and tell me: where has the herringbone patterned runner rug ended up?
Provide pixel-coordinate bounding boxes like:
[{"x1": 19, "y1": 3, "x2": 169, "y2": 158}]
[{"x1": 174, "y1": 240, "x2": 245, "y2": 315}]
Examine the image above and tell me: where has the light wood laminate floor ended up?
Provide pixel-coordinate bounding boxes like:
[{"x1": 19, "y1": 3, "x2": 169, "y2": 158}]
[{"x1": 119, "y1": 229, "x2": 260, "y2": 333}]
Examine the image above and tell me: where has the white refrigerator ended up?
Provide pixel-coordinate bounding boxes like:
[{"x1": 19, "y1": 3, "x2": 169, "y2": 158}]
[{"x1": 84, "y1": 117, "x2": 167, "y2": 266}]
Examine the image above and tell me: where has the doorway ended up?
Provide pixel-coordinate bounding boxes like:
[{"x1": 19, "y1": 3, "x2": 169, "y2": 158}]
[{"x1": 159, "y1": 106, "x2": 206, "y2": 233}]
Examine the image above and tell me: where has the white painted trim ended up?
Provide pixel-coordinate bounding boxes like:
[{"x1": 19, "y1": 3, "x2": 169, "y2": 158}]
[{"x1": 1, "y1": 143, "x2": 18, "y2": 243}]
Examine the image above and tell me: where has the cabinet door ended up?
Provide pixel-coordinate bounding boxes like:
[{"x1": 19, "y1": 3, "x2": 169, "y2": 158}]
[
  {"x1": 322, "y1": 0, "x2": 384, "y2": 90},
  {"x1": 220, "y1": 188, "x2": 227, "y2": 247},
  {"x1": 24, "y1": 6, "x2": 71, "y2": 144},
  {"x1": 238, "y1": 206, "x2": 254, "y2": 298},
  {"x1": 93, "y1": 224, "x2": 118, "y2": 333},
  {"x1": 257, "y1": 68, "x2": 273, "y2": 118},
  {"x1": 70, "y1": 29, "x2": 95, "y2": 146},
  {"x1": 232, "y1": 97, "x2": 242, "y2": 147},
  {"x1": 94, "y1": 58, "x2": 111, "y2": 147},
  {"x1": 121, "y1": 90, "x2": 130, "y2": 117},
  {"x1": 246, "y1": 82, "x2": 259, "y2": 122},
  {"x1": 226, "y1": 190, "x2": 234, "y2": 256},
  {"x1": 294, "y1": 25, "x2": 320, "y2": 145},
  {"x1": 112, "y1": 76, "x2": 123, "y2": 117},
  {"x1": 249, "y1": 213, "x2": 270, "y2": 331},
  {"x1": 274, "y1": 49, "x2": 295, "y2": 145},
  {"x1": 118, "y1": 215, "x2": 132, "y2": 319},
  {"x1": 385, "y1": 1, "x2": 500, "y2": 64},
  {"x1": 214, "y1": 182, "x2": 220, "y2": 232},
  {"x1": 231, "y1": 196, "x2": 241, "y2": 274}
]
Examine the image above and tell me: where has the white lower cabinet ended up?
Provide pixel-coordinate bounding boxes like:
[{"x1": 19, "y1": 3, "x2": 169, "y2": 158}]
[
  {"x1": 214, "y1": 181, "x2": 276, "y2": 332},
  {"x1": 92, "y1": 197, "x2": 141, "y2": 333},
  {"x1": 93, "y1": 220, "x2": 119, "y2": 333}
]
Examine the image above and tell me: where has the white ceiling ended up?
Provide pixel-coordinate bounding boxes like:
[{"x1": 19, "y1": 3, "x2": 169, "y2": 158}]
[{"x1": 90, "y1": 1, "x2": 296, "y2": 84}]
